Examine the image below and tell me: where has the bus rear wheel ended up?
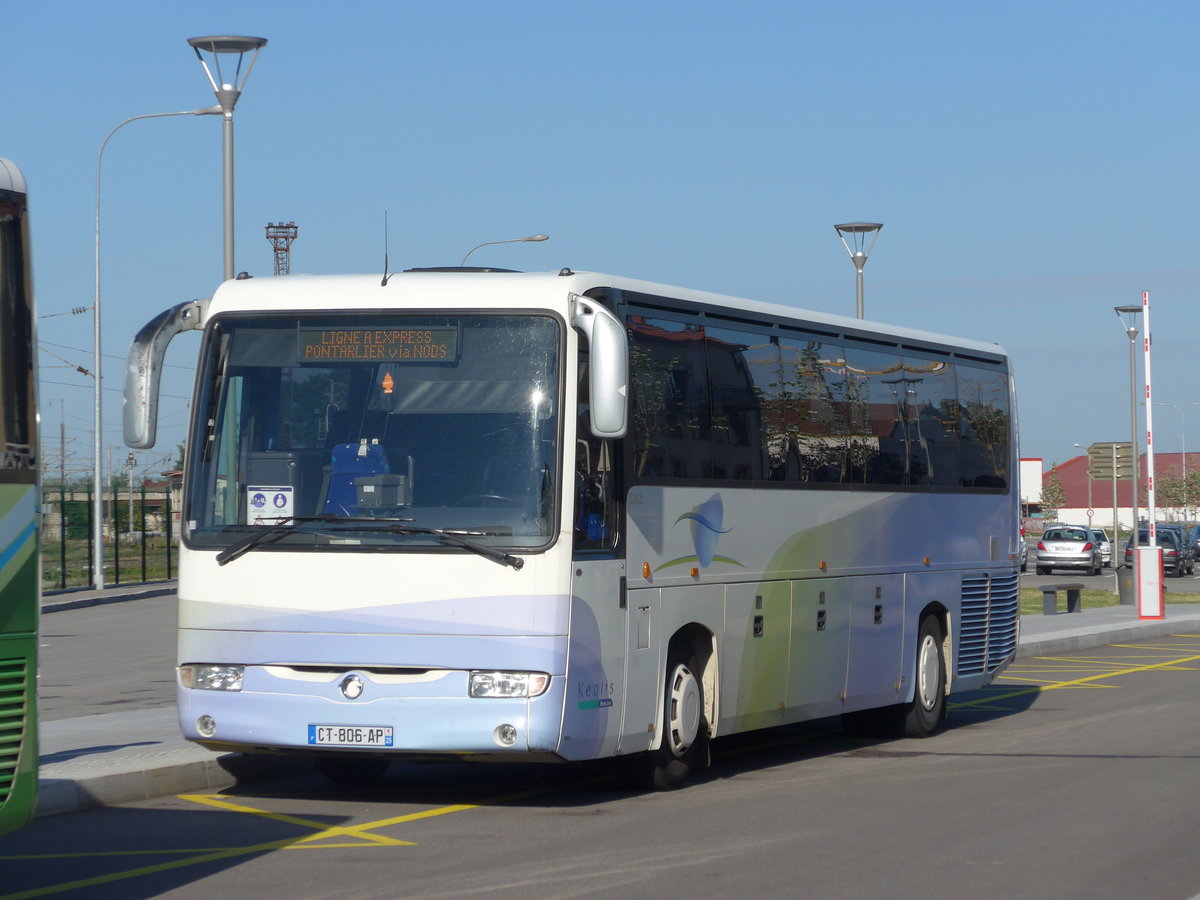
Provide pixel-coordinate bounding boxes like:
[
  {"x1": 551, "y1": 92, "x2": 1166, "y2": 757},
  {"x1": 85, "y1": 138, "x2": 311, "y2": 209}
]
[
  {"x1": 904, "y1": 615, "x2": 947, "y2": 737},
  {"x1": 840, "y1": 616, "x2": 947, "y2": 740},
  {"x1": 629, "y1": 646, "x2": 709, "y2": 790}
]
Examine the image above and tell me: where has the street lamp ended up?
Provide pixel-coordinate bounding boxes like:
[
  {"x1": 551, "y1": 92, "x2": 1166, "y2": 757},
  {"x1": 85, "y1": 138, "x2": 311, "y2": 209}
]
[
  {"x1": 1115, "y1": 305, "x2": 1142, "y2": 555},
  {"x1": 460, "y1": 234, "x2": 549, "y2": 267},
  {"x1": 125, "y1": 453, "x2": 136, "y2": 537},
  {"x1": 93, "y1": 105, "x2": 221, "y2": 589},
  {"x1": 187, "y1": 35, "x2": 268, "y2": 282},
  {"x1": 834, "y1": 222, "x2": 883, "y2": 319}
]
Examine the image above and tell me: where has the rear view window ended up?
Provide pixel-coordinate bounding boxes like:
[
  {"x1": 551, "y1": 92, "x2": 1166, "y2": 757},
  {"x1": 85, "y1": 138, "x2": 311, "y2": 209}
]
[{"x1": 1044, "y1": 528, "x2": 1088, "y2": 542}]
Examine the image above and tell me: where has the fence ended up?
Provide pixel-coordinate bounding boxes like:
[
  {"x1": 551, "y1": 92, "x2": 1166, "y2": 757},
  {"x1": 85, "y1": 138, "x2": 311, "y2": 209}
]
[{"x1": 40, "y1": 484, "x2": 175, "y2": 591}]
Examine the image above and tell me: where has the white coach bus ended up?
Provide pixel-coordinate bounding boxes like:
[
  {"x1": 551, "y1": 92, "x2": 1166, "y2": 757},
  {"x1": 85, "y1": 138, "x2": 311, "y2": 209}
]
[{"x1": 125, "y1": 267, "x2": 1019, "y2": 787}]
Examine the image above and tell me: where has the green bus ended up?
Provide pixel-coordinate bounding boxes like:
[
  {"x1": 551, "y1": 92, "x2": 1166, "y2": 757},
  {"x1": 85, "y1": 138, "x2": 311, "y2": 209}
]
[{"x1": 0, "y1": 158, "x2": 38, "y2": 835}]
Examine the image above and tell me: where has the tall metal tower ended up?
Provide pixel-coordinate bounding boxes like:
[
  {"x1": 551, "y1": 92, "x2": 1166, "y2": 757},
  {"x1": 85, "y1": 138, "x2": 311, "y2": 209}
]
[{"x1": 265, "y1": 221, "x2": 298, "y2": 275}]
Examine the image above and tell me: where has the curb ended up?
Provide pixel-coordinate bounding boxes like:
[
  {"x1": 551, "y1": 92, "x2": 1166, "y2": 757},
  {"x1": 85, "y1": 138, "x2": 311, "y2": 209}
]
[
  {"x1": 41, "y1": 584, "x2": 177, "y2": 614},
  {"x1": 37, "y1": 758, "x2": 236, "y2": 817},
  {"x1": 36, "y1": 752, "x2": 314, "y2": 819},
  {"x1": 1016, "y1": 614, "x2": 1200, "y2": 658}
]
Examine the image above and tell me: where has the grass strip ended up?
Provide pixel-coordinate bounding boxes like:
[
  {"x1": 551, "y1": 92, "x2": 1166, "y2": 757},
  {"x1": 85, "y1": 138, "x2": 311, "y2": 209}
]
[{"x1": 1019, "y1": 586, "x2": 1200, "y2": 616}]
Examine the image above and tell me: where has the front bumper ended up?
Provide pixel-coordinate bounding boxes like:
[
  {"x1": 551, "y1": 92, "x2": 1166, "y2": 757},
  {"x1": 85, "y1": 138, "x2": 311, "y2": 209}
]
[{"x1": 177, "y1": 667, "x2": 568, "y2": 758}]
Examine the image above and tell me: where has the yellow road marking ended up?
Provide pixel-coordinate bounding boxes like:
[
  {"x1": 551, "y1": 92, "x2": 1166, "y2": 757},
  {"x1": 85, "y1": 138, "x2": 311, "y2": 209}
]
[
  {"x1": 0, "y1": 797, "x2": 479, "y2": 899},
  {"x1": 176, "y1": 793, "x2": 480, "y2": 847},
  {"x1": 1021, "y1": 651, "x2": 1200, "y2": 683},
  {"x1": 953, "y1": 649, "x2": 1200, "y2": 709},
  {"x1": 0, "y1": 835, "x2": 303, "y2": 900},
  {"x1": 180, "y1": 793, "x2": 428, "y2": 847},
  {"x1": 0, "y1": 848, "x2": 256, "y2": 860},
  {"x1": 1016, "y1": 655, "x2": 1176, "y2": 665},
  {"x1": 992, "y1": 676, "x2": 1117, "y2": 688}
]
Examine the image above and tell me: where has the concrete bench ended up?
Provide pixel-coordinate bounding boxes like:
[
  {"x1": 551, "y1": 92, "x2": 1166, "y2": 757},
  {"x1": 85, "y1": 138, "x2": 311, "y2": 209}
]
[{"x1": 1041, "y1": 582, "x2": 1083, "y2": 615}]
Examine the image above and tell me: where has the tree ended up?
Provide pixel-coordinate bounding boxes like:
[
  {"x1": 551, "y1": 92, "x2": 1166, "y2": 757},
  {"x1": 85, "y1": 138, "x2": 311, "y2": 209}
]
[
  {"x1": 628, "y1": 338, "x2": 683, "y2": 477},
  {"x1": 1041, "y1": 470, "x2": 1068, "y2": 521},
  {"x1": 1156, "y1": 470, "x2": 1200, "y2": 521}
]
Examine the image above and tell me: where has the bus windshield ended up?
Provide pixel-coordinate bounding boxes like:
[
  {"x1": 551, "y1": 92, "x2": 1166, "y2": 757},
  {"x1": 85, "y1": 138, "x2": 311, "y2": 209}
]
[{"x1": 185, "y1": 312, "x2": 561, "y2": 552}]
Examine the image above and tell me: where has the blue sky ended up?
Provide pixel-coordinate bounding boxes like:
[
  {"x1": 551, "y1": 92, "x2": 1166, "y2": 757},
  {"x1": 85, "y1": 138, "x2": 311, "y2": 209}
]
[{"x1": 8, "y1": 0, "x2": 1199, "y2": 478}]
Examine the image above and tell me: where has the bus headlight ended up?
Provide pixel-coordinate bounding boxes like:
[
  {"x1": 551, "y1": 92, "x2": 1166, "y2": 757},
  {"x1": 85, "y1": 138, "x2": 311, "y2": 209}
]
[
  {"x1": 469, "y1": 671, "x2": 550, "y2": 698},
  {"x1": 179, "y1": 664, "x2": 244, "y2": 692}
]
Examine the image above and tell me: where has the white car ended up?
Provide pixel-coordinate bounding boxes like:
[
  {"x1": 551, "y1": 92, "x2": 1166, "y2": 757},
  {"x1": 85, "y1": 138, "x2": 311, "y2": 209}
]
[{"x1": 1089, "y1": 528, "x2": 1112, "y2": 567}]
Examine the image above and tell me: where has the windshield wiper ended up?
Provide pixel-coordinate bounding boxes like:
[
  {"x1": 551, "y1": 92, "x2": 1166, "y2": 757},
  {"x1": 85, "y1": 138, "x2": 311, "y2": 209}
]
[
  {"x1": 215, "y1": 514, "x2": 414, "y2": 566},
  {"x1": 215, "y1": 515, "x2": 524, "y2": 570},
  {"x1": 385, "y1": 523, "x2": 525, "y2": 570}
]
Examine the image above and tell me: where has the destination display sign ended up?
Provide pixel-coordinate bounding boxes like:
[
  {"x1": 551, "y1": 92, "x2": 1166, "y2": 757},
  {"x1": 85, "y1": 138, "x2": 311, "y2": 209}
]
[{"x1": 298, "y1": 326, "x2": 459, "y2": 362}]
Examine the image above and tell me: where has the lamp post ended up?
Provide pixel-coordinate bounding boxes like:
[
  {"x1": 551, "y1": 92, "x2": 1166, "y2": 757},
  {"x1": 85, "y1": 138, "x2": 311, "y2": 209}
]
[
  {"x1": 93, "y1": 105, "x2": 221, "y2": 590},
  {"x1": 125, "y1": 453, "x2": 137, "y2": 537},
  {"x1": 187, "y1": 35, "x2": 268, "y2": 282},
  {"x1": 834, "y1": 222, "x2": 883, "y2": 319},
  {"x1": 1115, "y1": 305, "x2": 1142, "y2": 556},
  {"x1": 460, "y1": 234, "x2": 549, "y2": 266}
]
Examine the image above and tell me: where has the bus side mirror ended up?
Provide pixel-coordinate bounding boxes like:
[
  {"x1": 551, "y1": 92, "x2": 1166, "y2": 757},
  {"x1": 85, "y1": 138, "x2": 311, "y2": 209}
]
[
  {"x1": 123, "y1": 298, "x2": 208, "y2": 449},
  {"x1": 570, "y1": 294, "x2": 628, "y2": 439}
]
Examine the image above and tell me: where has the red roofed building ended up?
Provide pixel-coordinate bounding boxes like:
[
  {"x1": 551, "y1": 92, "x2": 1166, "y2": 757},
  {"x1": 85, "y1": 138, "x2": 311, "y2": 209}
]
[{"x1": 1040, "y1": 451, "x2": 1200, "y2": 530}]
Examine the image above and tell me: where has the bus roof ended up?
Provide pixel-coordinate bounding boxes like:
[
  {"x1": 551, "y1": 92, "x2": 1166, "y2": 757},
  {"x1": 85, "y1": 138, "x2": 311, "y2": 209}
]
[{"x1": 204, "y1": 269, "x2": 1009, "y2": 362}]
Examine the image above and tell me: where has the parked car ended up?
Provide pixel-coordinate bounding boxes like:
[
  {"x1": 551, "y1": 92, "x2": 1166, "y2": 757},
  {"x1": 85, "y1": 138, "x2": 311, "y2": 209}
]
[
  {"x1": 1185, "y1": 524, "x2": 1200, "y2": 557},
  {"x1": 1174, "y1": 526, "x2": 1196, "y2": 572},
  {"x1": 1019, "y1": 536, "x2": 1028, "y2": 571},
  {"x1": 1035, "y1": 526, "x2": 1103, "y2": 576},
  {"x1": 1122, "y1": 529, "x2": 1195, "y2": 577},
  {"x1": 1157, "y1": 525, "x2": 1196, "y2": 573},
  {"x1": 1166, "y1": 520, "x2": 1195, "y2": 564},
  {"x1": 1089, "y1": 528, "x2": 1112, "y2": 567}
]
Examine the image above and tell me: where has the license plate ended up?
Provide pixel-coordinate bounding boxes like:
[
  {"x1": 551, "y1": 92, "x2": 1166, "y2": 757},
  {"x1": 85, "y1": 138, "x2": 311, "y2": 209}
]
[
  {"x1": 308, "y1": 724, "x2": 394, "y2": 747},
  {"x1": 1052, "y1": 544, "x2": 1071, "y2": 552}
]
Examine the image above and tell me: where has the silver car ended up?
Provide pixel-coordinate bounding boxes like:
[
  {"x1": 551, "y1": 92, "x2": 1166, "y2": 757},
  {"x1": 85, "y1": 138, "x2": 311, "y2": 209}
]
[{"x1": 1035, "y1": 526, "x2": 1102, "y2": 576}]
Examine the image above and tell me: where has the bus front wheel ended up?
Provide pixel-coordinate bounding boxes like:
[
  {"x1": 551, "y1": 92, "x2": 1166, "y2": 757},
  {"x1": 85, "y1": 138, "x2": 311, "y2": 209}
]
[{"x1": 629, "y1": 646, "x2": 709, "y2": 790}]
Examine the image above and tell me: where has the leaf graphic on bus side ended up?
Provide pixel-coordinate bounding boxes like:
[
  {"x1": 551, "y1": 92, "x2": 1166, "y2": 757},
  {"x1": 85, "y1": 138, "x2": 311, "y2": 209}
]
[{"x1": 675, "y1": 493, "x2": 733, "y2": 568}]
